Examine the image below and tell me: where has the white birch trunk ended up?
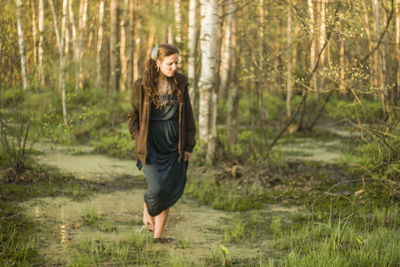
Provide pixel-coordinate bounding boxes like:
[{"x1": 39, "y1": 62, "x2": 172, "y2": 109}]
[
  {"x1": 127, "y1": 0, "x2": 136, "y2": 89},
  {"x1": 219, "y1": 0, "x2": 233, "y2": 101},
  {"x1": 227, "y1": 16, "x2": 238, "y2": 147},
  {"x1": 286, "y1": 3, "x2": 292, "y2": 117},
  {"x1": 49, "y1": 0, "x2": 68, "y2": 125},
  {"x1": 187, "y1": 0, "x2": 197, "y2": 116},
  {"x1": 31, "y1": 0, "x2": 38, "y2": 86},
  {"x1": 308, "y1": 0, "x2": 316, "y2": 93},
  {"x1": 38, "y1": 0, "x2": 45, "y2": 86},
  {"x1": 120, "y1": 0, "x2": 129, "y2": 92},
  {"x1": 109, "y1": 0, "x2": 120, "y2": 91},
  {"x1": 373, "y1": 0, "x2": 388, "y2": 117},
  {"x1": 95, "y1": 0, "x2": 105, "y2": 89},
  {"x1": 16, "y1": 0, "x2": 29, "y2": 90},
  {"x1": 174, "y1": 0, "x2": 183, "y2": 45},
  {"x1": 318, "y1": 0, "x2": 326, "y2": 93},
  {"x1": 396, "y1": 0, "x2": 400, "y2": 102},
  {"x1": 198, "y1": 0, "x2": 219, "y2": 163},
  {"x1": 78, "y1": 0, "x2": 88, "y2": 89},
  {"x1": 68, "y1": 0, "x2": 79, "y2": 90},
  {"x1": 134, "y1": 19, "x2": 141, "y2": 80}
]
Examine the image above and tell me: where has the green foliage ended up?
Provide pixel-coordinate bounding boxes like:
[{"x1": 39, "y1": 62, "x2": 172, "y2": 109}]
[{"x1": 91, "y1": 128, "x2": 136, "y2": 159}]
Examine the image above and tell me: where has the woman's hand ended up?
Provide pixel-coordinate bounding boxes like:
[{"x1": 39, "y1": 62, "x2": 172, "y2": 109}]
[{"x1": 184, "y1": 151, "x2": 192, "y2": 161}]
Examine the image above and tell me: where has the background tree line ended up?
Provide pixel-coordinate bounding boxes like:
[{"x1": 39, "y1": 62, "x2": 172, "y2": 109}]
[{"x1": 1, "y1": 0, "x2": 399, "y2": 165}]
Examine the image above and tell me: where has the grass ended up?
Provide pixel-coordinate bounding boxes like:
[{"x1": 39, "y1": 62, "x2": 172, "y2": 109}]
[{"x1": 66, "y1": 232, "x2": 164, "y2": 266}]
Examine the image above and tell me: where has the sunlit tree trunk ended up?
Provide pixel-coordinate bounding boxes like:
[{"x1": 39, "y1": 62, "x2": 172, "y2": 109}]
[
  {"x1": 120, "y1": 0, "x2": 129, "y2": 92},
  {"x1": 68, "y1": 0, "x2": 79, "y2": 91},
  {"x1": 308, "y1": 0, "x2": 317, "y2": 94},
  {"x1": 187, "y1": 0, "x2": 197, "y2": 117},
  {"x1": 198, "y1": 0, "x2": 218, "y2": 164},
  {"x1": 127, "y1": 0, "x2": 136, "y2": 90},
  {"x1": 286, "y1": 2, "x2": 292, "y2": 118},
  {"x1": 396, "y1": 0, "x2": 400, "y2": 108},
  {"x1": 258, "y1": 0, "x2": 267, "y2": 120},
  {"x1": 16, "y1": 0, "x2": 29, "y2": 90},
  {"x1": 373, "y1": 0, "x2": 388, "y2": 118},
  {"x1": 134, "y1": 18, "x2": 141, "y2": 80},
  {"x1": 318, "y1": 0, "x2": 326, "y2": 93},
  {"x1": 31, "y1": 0, "x2": 38, "y2": 86},
  {"x1": 38, "y1": 0, "x2": 45, "y2": 87},
  {"x1": 174, "y1": 0, "x2": 183, "y2": 46},
  {"x1": 362, "y1": 1, "x2": 377, "y2": 90},
  {"x1": 78, "y1": 0, "x2": 88, "y2": 89},
  {"x1": 95, "y1": 0, "x2": 105, "y2": 89},
  {"x1": 49, "y1": 0, "x2": 69, "y2": 125},
  {"x1": 219, "y1": 0, "x2": 233, "y2": 102},
  {"x1": 109, "y1": 0, "x2": 121, "y2": 91},
  {"x1": 339, "y1": 26, "x2": 345, "y2": 93},
  {"x1": 227, "y1": 11, "x2": 238, "y2": 147}
]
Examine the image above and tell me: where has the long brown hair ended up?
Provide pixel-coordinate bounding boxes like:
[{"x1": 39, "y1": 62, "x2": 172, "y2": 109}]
[{"x1": 143, "y1": 43, "x2": 181, "y2": 109}]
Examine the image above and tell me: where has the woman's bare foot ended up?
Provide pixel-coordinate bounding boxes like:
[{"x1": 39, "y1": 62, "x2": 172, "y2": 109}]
[
  {"x1": 153, "y1": 208, "x2": 169, "y2": 238},
  {"x1": 143, "y1": 203, "x2": 154, "y2": 231}
]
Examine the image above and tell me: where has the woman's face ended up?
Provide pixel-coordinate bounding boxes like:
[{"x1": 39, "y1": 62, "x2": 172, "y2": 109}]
[{"x1": 157, "y1": 53, "x2": 179, "y2": 77}]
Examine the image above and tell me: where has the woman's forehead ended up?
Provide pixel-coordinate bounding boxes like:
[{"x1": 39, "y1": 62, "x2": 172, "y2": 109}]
[{"x1": 162, "y1": 53, "x2": 179, "y2": 63}]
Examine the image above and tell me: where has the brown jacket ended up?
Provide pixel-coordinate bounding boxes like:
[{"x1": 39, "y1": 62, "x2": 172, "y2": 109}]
[{"x1": 127, "y1": 72, "x2": 196, "y2": 164}]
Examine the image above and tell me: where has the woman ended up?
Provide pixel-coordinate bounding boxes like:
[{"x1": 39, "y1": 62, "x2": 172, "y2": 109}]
[{"x1": 127, "y1": 43, "x2": 196, "y2": 243}]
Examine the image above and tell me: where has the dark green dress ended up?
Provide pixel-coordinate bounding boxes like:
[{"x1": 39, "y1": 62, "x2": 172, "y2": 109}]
[{"x1": 143, "y1": 93, "x2": 188, "y2": 216}]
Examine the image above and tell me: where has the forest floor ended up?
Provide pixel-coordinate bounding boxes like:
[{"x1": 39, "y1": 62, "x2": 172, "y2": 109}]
[{"x1": 19, "y1": 141, "x2": 307, "y2": 266}]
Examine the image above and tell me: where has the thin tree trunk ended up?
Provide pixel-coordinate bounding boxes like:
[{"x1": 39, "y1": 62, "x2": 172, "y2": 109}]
[
  {"x1": 259, "y1": 0, "x2": 267, "y2": 120},
  {"x1": 198, "y1": 0, "x2": 219, "y2": 164},
  {"x1": 68, "y1": 0, "x2": 79, "y2": 91},
  {"x1": 78, "y1": 0, "x2": 88, "y2": 89},
  {"x1": 363, "y1": 1, "x2": 378, "y2": 90},
  {"x1": 187, "y1": 0, "x2": 197, "y2": 118},
  {"x1": 339, "y1": 26, "x2": 345, "y2": 93},
  {"x1": 373, "y1": 0, "x2": 388, "y2": 118},
  {"x1": 31, "y1": 0, "x2": 38, "y2": 87},
  {"x1": 16, "y1": 0, "x2": 29, "y2": 90},
  {"x1": 227, "y1": 17, "x2": 239, "y2": 148},
  {"x1": 318, "y1": 0, "x2": 326, "y2": 93},
  {"x1": 174, "y1": 0, "x2": 183, "y2": 46},
  {"x1": 60, "y1": 0, "x2": 68, "y2": 125},
  {"x1": 38, "y1": 0, "x2": 45, "y2": 87},
  {"x1": 120, "y1": 0, "x2": 129, "y2": 92},
  {"x1": 134, "y1": 18, "x2": 141, "y2": 81},
  {"x1": 219, "y1": 0, "x2": 233, "y2": 102},
  {"x1": 109, "y1": 0, "x2": 121, "y2": 91},
  {"x1": 286, "y1": 2, "x2": 292, "y2": 117},
  {"x1": 127, "y1": 0, "x2": 136, "y2": 89},
  {"x1": 396, "y1": 0, "x2": 400, "y2": 109},
  {"x1": 308, "y1": 0, "x2": 317, "y2": 94},
  {"x1": 95, "y1": 0, "x2": 105, "y2": 90}
]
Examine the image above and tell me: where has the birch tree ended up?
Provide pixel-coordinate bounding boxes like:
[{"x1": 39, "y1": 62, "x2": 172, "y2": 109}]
[
  {"x1": 16, "y1": 0, "x2": 29, "y2": 90},
  {"x1": 109, "y1": 0, "x2": 121, "y2": 91},
  {"x1": 95, "y1": 0, "x2": 105, "y2": 89},
  {"x1": 49, "y1": 0, "x2": 68, "y2": 126},
  {"x1": 30, "y1": 0, "x2": 38, "y2": 85},
  {"x1": 219, "y1": 0, "x2": 234, "y2": 101},
  {"x1": 174, "y1": 0, "x2": 183, "y2": 46},
  {"x1": 120, "y1": 0, "x2": 129, "y2": 92},
  {"x1": 68, "y1": 0, "x2": 79, "y2": 90},
  {"x1": 187, "y1": 0, "x2": 197, "y2": 116},
  {"x1": 198, "y1": 0, "x2": 219, "y2": 163},
  {"x1": 38, "y1": 0, "x2": 45, "y2": 86},
  {"x1": 308, "y1": 0, "x2": 317, "y2": 93},
  {"x1": 78, "y1": 0, "x2": 88, "y2": 89},
  {"x1": 396, "y1": 0, "x2": 400, "y2": 107},
  {"x1": 127, "y1": 0, "x2": 136, "y2": 89},
  {"x1": 286, "y1": 2, "x2": 292, "y2": 117}
]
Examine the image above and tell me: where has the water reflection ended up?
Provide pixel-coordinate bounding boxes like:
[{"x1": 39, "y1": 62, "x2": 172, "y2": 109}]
[{"x1": 60, "y1": 207, "x2": 67, "y2": 243}]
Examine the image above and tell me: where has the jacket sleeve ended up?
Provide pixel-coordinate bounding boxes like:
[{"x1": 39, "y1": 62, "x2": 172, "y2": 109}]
[
  {"x1": 127, "y1": 79, "x2": 141, "y2": 140},
  {"x1": 183, "y1": 85, "x2": 196, "y2": 152}
]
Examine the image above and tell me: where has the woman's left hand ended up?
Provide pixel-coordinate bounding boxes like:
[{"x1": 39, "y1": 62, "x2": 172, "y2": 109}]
[{"x1": 184, "y1": 151, "x2": 192, "y2": 161}]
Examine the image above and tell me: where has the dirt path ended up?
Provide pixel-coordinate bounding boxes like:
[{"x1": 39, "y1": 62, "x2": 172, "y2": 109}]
[{"x1": 20, "y1": 143, "x2": 300, "y2": 265}]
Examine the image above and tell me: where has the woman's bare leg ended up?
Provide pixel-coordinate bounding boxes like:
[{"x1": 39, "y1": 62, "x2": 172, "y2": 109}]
[
  {"x1": 143, "y1": 202, "x2": 154, "y2": 231},
  {"x1": 153, "y1": 208, "x2": 169, "y2": 238}
]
